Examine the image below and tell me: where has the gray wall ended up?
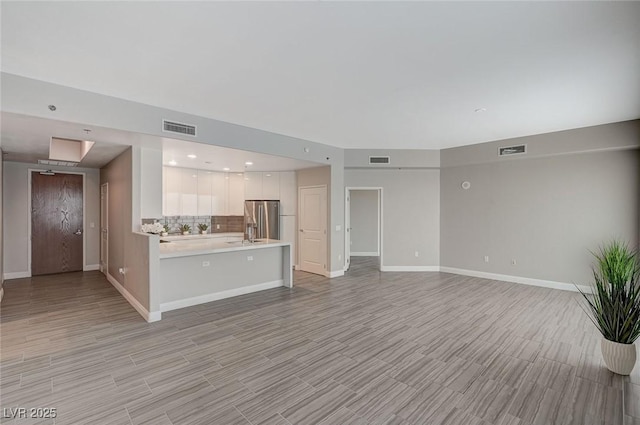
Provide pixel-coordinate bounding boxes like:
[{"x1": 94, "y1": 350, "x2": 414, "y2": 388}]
[
  {"x1": 350, "y1": 190, "x2": 379, "y2": 255},
  {"x1": 0, "y1": 152, "x2": 3, "y2": 296},
  {"x1": 441, "y1": 149, "x2": 639, "y2": 284},
  {"x1": 101, "y1": 148, "x2": 133, "y2": 285},
  {"x1": 2, "y1": 161, "x2": 101, "y2": 277},
  {"x1": 345, "y1": 169, "x2": 440, "y2": 268}
]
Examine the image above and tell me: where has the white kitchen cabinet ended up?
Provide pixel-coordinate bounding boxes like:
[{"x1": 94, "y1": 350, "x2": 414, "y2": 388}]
[
  {"x1": 197, "y1": 170, "x2": 213, "y2": 216},
  {"x1": 280, "y1": 215, "x2": 297, "y2": 266},
  {"x1": 164, "y1": 166, "x2": 182, "y2": 216},
  {"x1": 211, "y1": 172, "x2": 227, "y2": 216},
  {"x1": 180, "y1": 168, "x2": 198, "y2": 216},
  {"x1": 279, "y1": 171, "x2": 297, "y2": 216},
  {"x1": 262, "y1": 172, "x2": 280, "y2": 200},
  {"x1": 244, "y1": 172, "x2": 262, "y2": 200},
  {"x1": 227, "y1": 173, "x2": 245, "y2": 215},
  {"x1": 244, "y1": 172, "x2": 280, "y2": 200}
]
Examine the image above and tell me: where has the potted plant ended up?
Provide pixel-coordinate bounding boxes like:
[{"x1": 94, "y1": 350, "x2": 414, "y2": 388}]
[
  {"x1": 197, "y1": 223, "x2": 209, "y2": 235},
  {"x1": 180, "y1": 224, "x2": 191, "y2": 235},
  {"x1": 578, "y1": 241, "x2": 640, "y2": 375},
  {"x1": 161, "y1": 224, "x2": 170, "y2": 237}
]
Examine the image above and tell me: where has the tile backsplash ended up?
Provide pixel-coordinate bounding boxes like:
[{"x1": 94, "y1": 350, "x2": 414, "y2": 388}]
[{"x1": 141, "y1": 216, "x2": 244, "y2": 234}]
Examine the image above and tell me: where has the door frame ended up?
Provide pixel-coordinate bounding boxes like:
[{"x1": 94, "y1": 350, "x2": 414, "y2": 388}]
[
  {"x1": 28, "y1": 169, "x2": 87, "y2": 276},
  {"x1": 345, "y1": 187, "x2": 383, "y2": 272},
  {"x1": 100, "y1": 183, "x2": 108, "y2": 274},
  {"x1": 297, "y1": 184, "x2": 328, "y2": 275}
]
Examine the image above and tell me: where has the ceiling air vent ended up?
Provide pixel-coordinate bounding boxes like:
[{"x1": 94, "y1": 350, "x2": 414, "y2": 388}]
[
  {"x1": 38, "y1": 159, "x2": 78, "y2": 167},
  {"x1": 369, "y1": 156, "x2": 390, "y2": 165},
  {"x1": 163, "y1": 120, "x2": 197, "y2": 136},
  {"x1": 498, "y1": 144, "x2": 527, "y2": 157}
]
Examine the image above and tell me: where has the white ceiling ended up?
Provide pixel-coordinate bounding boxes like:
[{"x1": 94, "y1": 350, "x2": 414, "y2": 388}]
[
  {"x1": 1, "y1": 112, "x2": 321, "y2": 171},
  {"x1": 2, "y1": 2, "x2": 639, "y2": 150}
]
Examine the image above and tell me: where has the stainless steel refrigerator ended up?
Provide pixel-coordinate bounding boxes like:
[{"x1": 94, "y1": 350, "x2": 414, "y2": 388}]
[{"x1": 244, "y1": 200, "x2": 280, "y2": 240}]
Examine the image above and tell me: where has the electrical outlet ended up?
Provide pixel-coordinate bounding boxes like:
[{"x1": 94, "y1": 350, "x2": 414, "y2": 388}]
[
  {"x1": 415, "y1": 251, "x2": 419, "y2": 257},
  {"x1": 216, "y1": 224, "x2": 220, "y2": 230},
  {"x1": 118, "y1": 267, "x2": 125, "y2": 275},
  {"x1": 247, "y1": 256, "x2": 254, "y2": 261},
  {"x1": 336, "y1": 225, "x2": 342, "y2": 231},
  {"x1": 202, "y1": 261, "x2": 210, "y2": 267},
  {"x1": 338, "y1": 254, "x2": 342, "y2": 261},
  {"x1": 511, "y1": 259, "x2": 517, "y2": 265},
  {"x1": 484, "y1": 256, "x2": 489, "y2": 263},
  {"x1": 90, "y1": 222, "x2": 95, "y2": 228}
]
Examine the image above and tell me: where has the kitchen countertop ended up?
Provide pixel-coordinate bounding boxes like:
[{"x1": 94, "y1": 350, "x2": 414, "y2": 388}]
[{"x1": 159, "y1": 237, "x2": 290, "y2": 259}]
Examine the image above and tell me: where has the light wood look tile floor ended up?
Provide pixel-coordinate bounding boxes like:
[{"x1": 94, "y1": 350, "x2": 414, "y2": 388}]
[{"x1": 1, "y1": 257, "x2": 637, "y2": 425}]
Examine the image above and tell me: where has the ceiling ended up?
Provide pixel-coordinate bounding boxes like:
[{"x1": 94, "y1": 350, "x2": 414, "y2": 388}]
[
  {"x1": 2, "y1": 2, "x2": 639, "y2": 150},
  {"x1": 1, "y1": 112, "x2": 321, "y2": 171}
]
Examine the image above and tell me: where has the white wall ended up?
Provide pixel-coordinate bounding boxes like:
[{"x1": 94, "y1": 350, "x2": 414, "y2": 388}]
[
  {"x1": 0, "y1": 152, "x2": 4, "y2": 296},
  {"x1": 345, "y1": 169, "x2": 440, "y2": 269},
  {"x1": 2, "y1": 161, "x2": 101, "y2": 278},
  {"x1": 349, "y1": 190, "x2": 379, "y2": 255}
]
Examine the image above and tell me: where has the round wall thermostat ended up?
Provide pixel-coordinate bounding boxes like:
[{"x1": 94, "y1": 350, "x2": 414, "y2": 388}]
[{"x1": 461, "y1": 181, "x2": 471, "y2": 190}]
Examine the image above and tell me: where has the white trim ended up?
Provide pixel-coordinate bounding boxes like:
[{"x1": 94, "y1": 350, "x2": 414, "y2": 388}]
[
  {"x1": 345, "y1": 187, "x2": 383, "y2": 272},
  {"x1": 106, "y1": 272, "x2": 160, "y2": 322},
  {"x1": 3, "y1": 271, "x2": 31, "y2": 280},
  {"x1": 381, "y1": 265, "x2": 440, "y2": 272},
  {"x1": 83, "y1": 264, "x2": 100, "y2": 271},
  {"x1": 0, "y1": 288, "x2": 4, "y2": 302},
  {"x1": 439, "y1": 267, "x2": 590, "y2": 293},
  {"x1": 160, "y1": 280, "x2": 284, "y2": 312},
  {"x1": 350, "y1": 252, "x2": 380, "y2": 257},
  {"x1": 325, "y1": 270, "x2": 345, "y2": 278},
  {"x1": 28, "y1": 169, "x2": 88, "y2": 273}
]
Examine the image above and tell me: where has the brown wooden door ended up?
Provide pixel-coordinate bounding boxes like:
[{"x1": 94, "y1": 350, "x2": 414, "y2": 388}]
[{"x1": 31, "y1": 172, "x2": 83, "y2": 275}]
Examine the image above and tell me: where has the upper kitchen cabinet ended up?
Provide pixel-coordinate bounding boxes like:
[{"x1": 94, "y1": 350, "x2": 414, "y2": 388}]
[
  {"x1": 196, "y1": 170, "x2": 213, "y2": 216},
  {"x1": 262, "y1": 172, "x2": 280, "y2": 200},
  {"x1": 244, "y1": 172, "x2": 280, "y2": 200},
  {"x1": 227, "y1": 173, "x2": 245, "y2": 215},
  {"x1": 211, "y1": 172, "x2": 227, "y2": 216},
  {"x1": 279, "y1": 171, "x2": 297, "y2": 216},
  {"x1": 164, "y1": 166, "x2": 182, "y2": 216},
  {"x1": 244, "y1": 172, "x2": 262, "y2": 200},
  {"x1": 180, "y1": 168, "x2": 199, "y2": 216}
]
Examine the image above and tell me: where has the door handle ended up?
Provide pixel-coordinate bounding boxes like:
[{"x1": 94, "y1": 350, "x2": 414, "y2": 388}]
[
  {"x1": 74, "y1": 230, "x2": 83, "y2": 235},
  {"x1": 299, "y1": 229, "x2": 304, "y2": 233}
]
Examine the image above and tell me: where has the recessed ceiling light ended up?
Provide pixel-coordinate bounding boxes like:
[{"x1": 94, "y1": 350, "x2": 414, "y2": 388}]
[
  {"x1": 474, "y1": 108, "x2": 487, "y2": 113},
  {"x1": 187, "y1": 154, "x2": 197, "y2": 159},
  {"x1": 237, "y1": 173, "x2": 243, "y2": 176},
  {"x1": 168, "y1": 160, "x2": 177, "y2": 166},
  {"x1": 223, "y1": 167, "x2": 230, "y2": 171},
  {"x1": 191, "y1": 174, "x2": 197, "y2": 178},
  {"x1": 265, "y1": 174, "x2": 272, "y2": 177},
  {"x1": 245, "y1": 161, "x2": 253, "y2": 166}
]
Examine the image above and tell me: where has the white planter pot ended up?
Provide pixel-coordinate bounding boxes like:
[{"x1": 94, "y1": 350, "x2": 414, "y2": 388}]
[
  {"x1": 200, "y1": 230, "x2": 208, "y2": 235},
  {"x1": 182, "y1": 231, "x2": 190, "y2": 235},
  {"x1": 601, "y1": 338, "x2": 637, "y2": 375},
  {"x1": 161, "y1": 232, "x2": 168, "y2": 237}
]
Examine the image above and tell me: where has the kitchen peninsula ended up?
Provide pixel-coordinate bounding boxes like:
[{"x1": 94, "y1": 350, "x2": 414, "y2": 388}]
[{"x1": 157, "y1": 236, "x2": 292, "y2": 313}]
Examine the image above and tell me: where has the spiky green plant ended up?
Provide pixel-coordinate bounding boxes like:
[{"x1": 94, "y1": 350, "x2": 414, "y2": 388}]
[{"x1": 578, "y1": 241, "x2": 640, "y2": 344}]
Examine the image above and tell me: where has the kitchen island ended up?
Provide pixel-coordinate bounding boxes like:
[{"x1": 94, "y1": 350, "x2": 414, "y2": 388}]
[{"x1": 158, "y1": 237, "x2": 292, "y2": 313}]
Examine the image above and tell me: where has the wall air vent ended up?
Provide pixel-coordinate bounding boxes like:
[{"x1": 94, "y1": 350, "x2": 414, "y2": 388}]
[
  {"x1": 369, "y1": 156, "x2": 390, "y2": 165},
  {"x1": 163, "y1": 120, "x2": 197, "y2": 136},
  {"x1": 498, "y1": 144, "x2": 527, "y2": 157}
]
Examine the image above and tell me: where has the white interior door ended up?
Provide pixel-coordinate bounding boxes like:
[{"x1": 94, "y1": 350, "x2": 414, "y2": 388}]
[
  {"x1": 100, "y1": 183, "x2": 108, "y2": 274},
  {"x1": 299, "y1": 186, "x2": 327, "y2": 276}
]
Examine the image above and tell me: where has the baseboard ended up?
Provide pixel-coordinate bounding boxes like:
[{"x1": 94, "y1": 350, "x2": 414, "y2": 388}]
[
  {"x1": 106, "y1": 273, "x2": 160, "y2": 322},
  {"x1": 350, "y1": 252, "x2": 379, "y2": 257},
  {"x1": 83, "y1": 264, "x2": 100, "y2": 271},
  {"x1": 380, "y1": 265, "x2": 440, "y2": 272},
  {"x1": 160, "y1": 280, "x2": 284, "y2": 313},
  {"x1": 439, "y1": 266, "x2": 590, "y2": 293},
  {"x1": 3, "y1": 271, "x2": 31, "y2": 280},
  {"x1": 325, "y1": 270, "x2": 345, "y2": 278}
]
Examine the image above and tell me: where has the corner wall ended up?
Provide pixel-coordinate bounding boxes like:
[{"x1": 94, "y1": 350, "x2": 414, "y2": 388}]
[{"x1": 440, "y1": 121, "x2": 640, "y2": 285}]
